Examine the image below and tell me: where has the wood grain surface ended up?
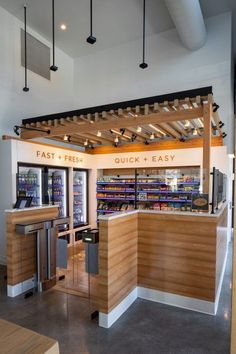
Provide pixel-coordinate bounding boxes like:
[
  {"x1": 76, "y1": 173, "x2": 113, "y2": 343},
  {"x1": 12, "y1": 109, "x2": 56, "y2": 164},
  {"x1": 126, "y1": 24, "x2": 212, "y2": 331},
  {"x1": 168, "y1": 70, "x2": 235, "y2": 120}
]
[
  {"x1": 0, "y1": 318, "x2": 59, "y2": 354},
  {"x1": 99, "y1": 213, "x2": 138, "y2": 313},
  {"x1": 99, "y1": 206, "x2": 228, "y2": 315},
  {"x1": 6, "y1": 207, "x2": 58, "y2": 286}
]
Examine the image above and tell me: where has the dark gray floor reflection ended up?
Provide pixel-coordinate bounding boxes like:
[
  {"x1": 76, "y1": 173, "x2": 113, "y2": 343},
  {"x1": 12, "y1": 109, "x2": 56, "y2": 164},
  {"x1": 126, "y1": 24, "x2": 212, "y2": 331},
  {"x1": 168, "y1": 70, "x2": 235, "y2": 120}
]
[{"x1": 0, "y1": 244, "x2": 232, "y2": 354}]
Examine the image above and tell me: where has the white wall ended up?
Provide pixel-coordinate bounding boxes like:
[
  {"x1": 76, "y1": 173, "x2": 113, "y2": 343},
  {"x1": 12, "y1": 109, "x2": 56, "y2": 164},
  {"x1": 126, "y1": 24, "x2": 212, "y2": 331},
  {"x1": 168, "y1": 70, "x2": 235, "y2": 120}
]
[
  {"x1": 0, "y1": 6, "x2": 74, "y2": 136},
  {"x1": 73, "y1": 12, "x2": 234, "y2": 153}
]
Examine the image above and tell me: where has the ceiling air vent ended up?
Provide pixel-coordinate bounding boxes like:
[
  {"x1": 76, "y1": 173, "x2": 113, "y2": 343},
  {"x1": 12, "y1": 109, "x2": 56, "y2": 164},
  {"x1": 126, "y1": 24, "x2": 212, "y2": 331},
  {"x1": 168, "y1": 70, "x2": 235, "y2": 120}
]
[{"x1": 21, "y1": 29, "x2": 51, "y2": 81}]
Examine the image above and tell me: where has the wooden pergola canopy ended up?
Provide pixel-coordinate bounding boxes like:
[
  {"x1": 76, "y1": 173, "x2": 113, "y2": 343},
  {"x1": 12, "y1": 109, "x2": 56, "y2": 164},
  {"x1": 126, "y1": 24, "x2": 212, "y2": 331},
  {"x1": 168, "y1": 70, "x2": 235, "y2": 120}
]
[{"x1": 20, "y1": 87, "x2": 224, "y2": 150}]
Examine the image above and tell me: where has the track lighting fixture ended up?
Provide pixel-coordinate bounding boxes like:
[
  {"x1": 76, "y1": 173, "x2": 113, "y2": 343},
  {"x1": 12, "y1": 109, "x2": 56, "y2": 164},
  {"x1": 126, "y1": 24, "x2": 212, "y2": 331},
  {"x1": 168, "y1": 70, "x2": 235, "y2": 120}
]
[
  {"x1": 13, "y1": 125, "x2": 50, "y2": 136},
  {"x1": 23, "y1": 5, "x2": 29, "y2": 92},
  {"x1": 144, "y1": 139, "x2": 149, "y2": 145},
  {"x1": 63, "y1": 135, "x2": 71, "y2": 142},
  {"x1": 150, "y1": 133, "x2": 155, "y2": 140},
  {"x1": 84, "y1": 139, "x2": 89, "y2": 146},
  {"x1": 222, "y1": 132, "x2": 227, "y2": 138},
  {"x1": 219, "y1": 121, "x2": 224, "y2": 128},
  {"x1": 120, "y1": 128, "x2": 126, "y2": 135},
  {"x1": 14, "y1": 125, "x2": 20, "y2": 136},
  {"x1": 50, "y1": 0, "x2": 58, "y2": 71},
  {"x1": 184, "y1": 121, "x2": 190, "y2": 128},
  {"x1": 97, "y1": 131, "x2": 101, "y2": 137},
  {"x1": 131, "y1": 134, "x2": 137, "y2": 142},
  {"x1": 212, "y1": 103, "x2": 220, "y2": 113},
  {"x1": 137, "y1": 126, "x2": 142, "y2": 133},
  {"x1": 87, "y1": 0, "x2": 96, "y2": 44},
  {"x1": 114, "y1": 136, "x2": 119, "y2": 144},
  {"x1": 139, "y1": 0, "x2": 148, "y2": 69}
]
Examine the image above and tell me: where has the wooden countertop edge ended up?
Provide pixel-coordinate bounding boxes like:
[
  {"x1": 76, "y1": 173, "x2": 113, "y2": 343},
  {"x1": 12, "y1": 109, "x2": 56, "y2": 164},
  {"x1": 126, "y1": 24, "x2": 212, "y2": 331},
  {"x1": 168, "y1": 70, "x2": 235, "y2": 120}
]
[{"x1": 99, "y1": 202, "x2": 228, "y2": 223}]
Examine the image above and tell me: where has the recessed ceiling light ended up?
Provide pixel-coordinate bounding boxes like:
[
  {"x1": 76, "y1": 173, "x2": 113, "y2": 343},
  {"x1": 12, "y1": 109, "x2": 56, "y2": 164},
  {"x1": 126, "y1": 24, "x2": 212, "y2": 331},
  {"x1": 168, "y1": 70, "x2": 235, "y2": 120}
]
[{"x1": 60, "y1": 24, "x2": 67, "y2": 31}]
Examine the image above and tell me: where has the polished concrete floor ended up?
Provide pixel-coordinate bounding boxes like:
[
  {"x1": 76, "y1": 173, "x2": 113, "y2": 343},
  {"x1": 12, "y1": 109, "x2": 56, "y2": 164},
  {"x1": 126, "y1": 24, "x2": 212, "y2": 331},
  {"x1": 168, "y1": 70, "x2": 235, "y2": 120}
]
[{"x1": 0, "y1": 245, "x2": 232, "y2": 354}]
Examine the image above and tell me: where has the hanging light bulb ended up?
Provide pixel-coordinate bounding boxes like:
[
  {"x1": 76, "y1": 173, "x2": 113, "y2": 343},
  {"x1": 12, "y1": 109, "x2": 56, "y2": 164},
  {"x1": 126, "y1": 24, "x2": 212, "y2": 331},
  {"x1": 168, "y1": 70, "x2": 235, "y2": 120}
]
[
  {"x1": 97, "y1": 131, "x2": 101, "y2": 137},
  {"x1": 139, "y1": 0, "x2": 148, "y2": 69},
  {"x1": 87, "y1": 0, "x2": 96, "y2": 44},
  {"x1": 150, "y1": 133, "x2": 155, "y2": 140},
  {"x1": 137, "y1": 126, "x2": 142, "y2": 133},
  {"x1": 114, "y1": 136, "x2": 119, "y2": 143},
  {"x1": 84, "y1": 139, "x2": 89, "y2": 146}
]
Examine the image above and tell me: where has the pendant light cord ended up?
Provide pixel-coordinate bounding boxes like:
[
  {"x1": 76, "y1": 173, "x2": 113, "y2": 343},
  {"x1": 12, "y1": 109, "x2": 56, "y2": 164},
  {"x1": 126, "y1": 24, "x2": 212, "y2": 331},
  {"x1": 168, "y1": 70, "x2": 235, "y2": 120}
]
[
  {"x1": 90, "y1": 0, "x2": 93, "y2": 36},
  {"x1": 24, "y1": 5, "x2": 27, "y2": 86},
  {"x1": 142, "y1": 0, "x2": 146, "y2": 63},
  {"x1": 52, "y1": 0, "x2": 55, "y2": 65},
  {"x1": 23, "y1": 5, "x2": 29, "y2": 91},
  {"x1": 50, "y1": 0, "x2": 58, "y2": 71}
]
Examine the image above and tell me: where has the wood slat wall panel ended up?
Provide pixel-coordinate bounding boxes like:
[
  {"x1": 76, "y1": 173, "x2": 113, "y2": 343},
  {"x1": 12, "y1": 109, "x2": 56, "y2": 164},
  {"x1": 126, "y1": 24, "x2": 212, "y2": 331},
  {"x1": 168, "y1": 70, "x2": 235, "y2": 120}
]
[
  {"x1": 99, "y1": 214, "x2": 138, "y2": 313},
  {"x1": 6, "y1": 207, "x2": 58, "y2": 286},
  {"x1": 99, "y1": 205, "x2": 227, "y2": 315},
  {"x1": 138, "y1": 212, "x2": 217, "y2": 301}
]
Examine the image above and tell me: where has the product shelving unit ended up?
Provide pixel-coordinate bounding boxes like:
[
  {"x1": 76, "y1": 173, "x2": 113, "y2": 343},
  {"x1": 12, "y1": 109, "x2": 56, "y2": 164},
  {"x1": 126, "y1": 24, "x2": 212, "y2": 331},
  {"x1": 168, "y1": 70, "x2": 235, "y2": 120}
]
[{"x1": 96, "y1": 167, "x2": 201, "y2": 218}]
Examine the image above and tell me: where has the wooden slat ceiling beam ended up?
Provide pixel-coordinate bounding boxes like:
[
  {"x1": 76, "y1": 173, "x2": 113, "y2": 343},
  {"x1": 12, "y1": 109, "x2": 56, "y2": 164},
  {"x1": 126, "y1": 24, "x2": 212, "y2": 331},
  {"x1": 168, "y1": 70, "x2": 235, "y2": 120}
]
[
  {"x1": 21, "y1": 107, "x2": 203, "y2": 139},
  {"x1": 18, "y1": 89, "x2": 226, "y2": 150}
]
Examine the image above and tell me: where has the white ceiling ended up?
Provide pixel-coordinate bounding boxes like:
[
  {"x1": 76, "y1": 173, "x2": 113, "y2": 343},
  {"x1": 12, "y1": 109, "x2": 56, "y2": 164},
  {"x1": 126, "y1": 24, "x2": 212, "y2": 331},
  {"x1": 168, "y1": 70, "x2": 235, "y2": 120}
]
[{"x1": 0, "y1": 0, "x2": 235, "y2": 59}]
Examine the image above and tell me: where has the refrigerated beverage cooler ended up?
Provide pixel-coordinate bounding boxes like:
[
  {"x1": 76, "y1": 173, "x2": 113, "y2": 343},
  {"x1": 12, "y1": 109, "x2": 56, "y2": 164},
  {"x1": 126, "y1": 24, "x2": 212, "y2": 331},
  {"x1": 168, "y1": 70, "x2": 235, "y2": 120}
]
[
  {"x1": 47, "y1": 168, "x2": 68, "y2": 217},
  {"x1": 17, "y1": 165, "x2": 68, "y2": 218},
  {"x1": 73, "y1": 170, "x2": 88, "y2": 227},
  {"x1": 17, "y1": 165, "x2": 43, "y2": 206}
]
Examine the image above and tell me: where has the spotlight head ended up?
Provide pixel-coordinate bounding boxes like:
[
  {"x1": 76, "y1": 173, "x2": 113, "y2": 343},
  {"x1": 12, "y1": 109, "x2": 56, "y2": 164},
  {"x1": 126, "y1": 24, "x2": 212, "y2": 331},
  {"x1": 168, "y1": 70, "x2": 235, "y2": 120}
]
[
  {"x1": 109, "y1": 129, "x2": 113, "y2": 134},
  {"x1": 144, "y1": 139, "x2": 149, "y2": 145},
  {"x1": 13, "y1": 125, "x2": 20, "y2": 136},
  {"x1": 50, "y1": 65, "x2": 58, "y2": 72},
  {"x1": 222, "y1": 132, "x2": 227, "y2": 138},
  {"x1": 212, "y1": 102, "x2": 220, "y2": 113},
  {"x1": 219, "y1": 121, "x2": 225, "y2": 128},
  {"x1": 114, "y1": 142, "x2": 118, "y2": 148},
  {"x1": 86, "y1": 35, "x2": 96, "y2": 44},
  {"x1": 139, "y1": 62, "x2": 148, "y2": 69},
  {"x1": 179, "y1": 137, "x2": 185, "y2": 142},
  {"x1": 120, "y1": 128, "x2": 126, "y2": 135},
  {"x1": 23, "y1": 87, "x2": 29, "y2": 92},
  {"x1": 131, "y1": 134, "x2": 137, "y2": 142},
  {"x1": 67, "y1": 135, "x2": 71, "y2": 143}
]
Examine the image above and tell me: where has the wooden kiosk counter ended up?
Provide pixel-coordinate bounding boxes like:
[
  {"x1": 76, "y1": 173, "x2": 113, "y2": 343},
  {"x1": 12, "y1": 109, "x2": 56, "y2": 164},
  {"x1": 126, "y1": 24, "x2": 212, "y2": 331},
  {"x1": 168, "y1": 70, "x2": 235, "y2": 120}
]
[{"x1": 98, "y1": 204, "x2": 228, "y2": 328}]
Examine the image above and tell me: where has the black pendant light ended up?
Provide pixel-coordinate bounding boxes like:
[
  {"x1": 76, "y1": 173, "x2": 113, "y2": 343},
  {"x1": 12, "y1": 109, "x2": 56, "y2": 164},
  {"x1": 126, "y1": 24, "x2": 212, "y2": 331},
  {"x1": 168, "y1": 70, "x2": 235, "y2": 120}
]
[
  {"x1": 139, "y1": 0, "x2": 148, "y2": 69},
  {"x1": 87, "y1": 0, "x2": 96, "y2": 44},
  {"x1": 50, "y1": 0, "x2": 58, "y2": 71},
  {"x1": 23, "y1": 5, "x2": 29, "y2": 92}
]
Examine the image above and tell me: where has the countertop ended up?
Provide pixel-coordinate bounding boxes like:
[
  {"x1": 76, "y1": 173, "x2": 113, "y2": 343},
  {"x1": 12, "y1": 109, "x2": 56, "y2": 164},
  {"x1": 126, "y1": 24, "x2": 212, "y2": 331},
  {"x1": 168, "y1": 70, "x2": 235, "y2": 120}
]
[
  {"x1": 98, "y1": 202, "x2": 228, "y2": 221},
  {"x1": 5, "y1": 205, "x2": 59, "y2": 213}
]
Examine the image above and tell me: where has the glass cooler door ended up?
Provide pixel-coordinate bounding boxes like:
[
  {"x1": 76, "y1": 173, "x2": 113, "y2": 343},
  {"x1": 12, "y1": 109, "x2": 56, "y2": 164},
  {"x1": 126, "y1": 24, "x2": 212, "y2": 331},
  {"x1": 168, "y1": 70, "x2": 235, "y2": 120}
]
[
  {"x1": 73, "y1": 170, "x2": 88, "y2": 227},
  {"x1": 17, "y1": 165, "x2": 42, "y2": 206},
  {"x1": 48, "y1": 168, "x2": 68, "y2": 217}
]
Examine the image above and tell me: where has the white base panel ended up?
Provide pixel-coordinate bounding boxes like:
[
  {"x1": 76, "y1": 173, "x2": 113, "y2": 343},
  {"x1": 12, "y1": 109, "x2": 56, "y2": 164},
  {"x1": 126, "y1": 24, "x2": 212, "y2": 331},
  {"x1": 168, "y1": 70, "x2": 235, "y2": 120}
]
[
  {"x1": 7, "y1": 277, "x2": 35, "y2": 297},
  {"x1": 99, "y1": 287, "x2": 138, "y2": 328},
  {"x1": 214, "y1": 245, "x2": 228, "y2": 314},
  {"x1": 138, "y1": 287, "x2": 215, "y2": 315}
]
